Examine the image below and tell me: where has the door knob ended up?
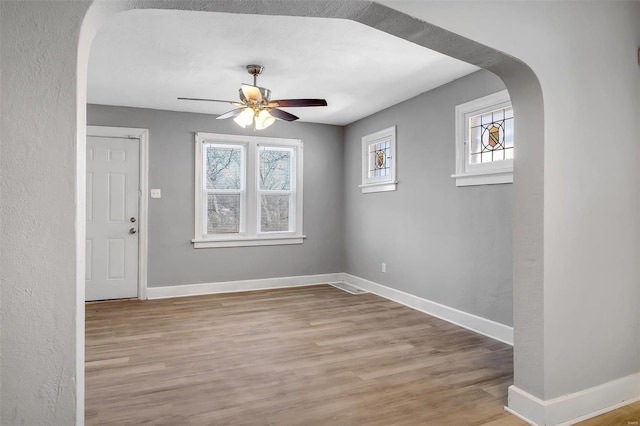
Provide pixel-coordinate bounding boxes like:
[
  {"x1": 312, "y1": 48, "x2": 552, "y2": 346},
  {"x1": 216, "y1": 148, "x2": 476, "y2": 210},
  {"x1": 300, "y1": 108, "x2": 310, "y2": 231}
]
[{"x1": 129, "y1": 228, "x2": 137, "y2": 235}]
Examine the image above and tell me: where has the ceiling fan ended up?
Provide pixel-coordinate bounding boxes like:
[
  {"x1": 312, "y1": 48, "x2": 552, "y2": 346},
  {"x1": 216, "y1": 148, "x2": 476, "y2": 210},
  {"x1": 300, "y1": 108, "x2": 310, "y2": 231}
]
[{"x1": 178, "y1": 64, "x2": 328, "y2": 130}]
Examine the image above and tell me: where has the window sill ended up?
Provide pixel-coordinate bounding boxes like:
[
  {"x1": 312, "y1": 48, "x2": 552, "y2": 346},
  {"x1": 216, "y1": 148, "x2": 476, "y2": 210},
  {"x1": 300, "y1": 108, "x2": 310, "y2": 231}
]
[
  {"x1": 192, "y1": 235, "x2": 306, "y2": 248},
  {"x1": 451, "y1": 169, "x2": 513, "y2": 187},
  {"x1": 359, "y1": 181, "x2": 398, "y2": 194}
]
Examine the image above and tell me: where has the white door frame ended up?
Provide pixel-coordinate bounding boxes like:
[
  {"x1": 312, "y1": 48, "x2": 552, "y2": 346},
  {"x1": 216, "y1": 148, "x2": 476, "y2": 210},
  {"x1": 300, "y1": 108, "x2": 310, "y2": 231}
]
[{"x1": 87, "y1": 125, "x2": 149, "y2": 300}]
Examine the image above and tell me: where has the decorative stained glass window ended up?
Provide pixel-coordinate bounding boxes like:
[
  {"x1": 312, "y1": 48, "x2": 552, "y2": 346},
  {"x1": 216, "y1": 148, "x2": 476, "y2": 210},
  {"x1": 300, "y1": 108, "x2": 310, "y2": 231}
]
[
  {"x1": 369, "y1": 140, "x2": 391, "y2": 177},
  {"x1": 468, "y1": 106, "x2": 514, "y2": 164},
  {"x1": 361, "y1": 126, "x2": 397, "y2": 193},
  {"x1": 453, "y1": 90, "x2": 514, "y2": 186}
]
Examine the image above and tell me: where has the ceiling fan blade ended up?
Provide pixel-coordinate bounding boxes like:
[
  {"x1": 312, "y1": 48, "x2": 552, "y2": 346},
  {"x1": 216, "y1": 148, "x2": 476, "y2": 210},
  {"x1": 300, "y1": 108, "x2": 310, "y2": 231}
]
[
  {"x1": 216, "y1": 108, "x2": 246, "y2": 120},
  {"x1": 178, "y1": 97, "x2": 241, "y2": 105},
  {"x1": 268, "y1": 99, "x2": 327, "y2": 108},
  {"x1": 241, "y1": 84, "x2": 263, "y2": 103},
  {"x1": 268, "y1": 108, "x2": 299, "y2": 122}
]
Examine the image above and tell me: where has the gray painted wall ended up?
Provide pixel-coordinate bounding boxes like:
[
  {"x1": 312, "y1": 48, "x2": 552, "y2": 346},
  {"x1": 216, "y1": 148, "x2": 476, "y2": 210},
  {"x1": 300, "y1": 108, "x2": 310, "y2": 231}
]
[
  {"x1": 89, "y1": 69, "x2": 511, "y2": 324},
  {"x1": 343, "y1": 70, "x2": 512, "y2": 326},
  {"x1": 88, "y1": 105, "x2": 345, "y2": 286}
]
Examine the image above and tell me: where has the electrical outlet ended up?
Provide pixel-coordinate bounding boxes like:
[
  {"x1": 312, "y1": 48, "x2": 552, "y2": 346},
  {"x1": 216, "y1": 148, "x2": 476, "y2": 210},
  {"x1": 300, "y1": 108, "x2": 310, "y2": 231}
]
[
  {"x1": 381, "y1": 263, "x2": 386, "y2": 273},
  {"x1": 150, "y1": 189, "x2": 162, "y2": 199}
]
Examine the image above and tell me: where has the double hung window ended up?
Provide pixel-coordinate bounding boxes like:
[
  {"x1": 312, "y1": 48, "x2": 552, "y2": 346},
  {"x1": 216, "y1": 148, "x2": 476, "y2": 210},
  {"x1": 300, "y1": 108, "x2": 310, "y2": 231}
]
[{"x1": 193, "y1": 132, "x2": 303, "y2": 248}]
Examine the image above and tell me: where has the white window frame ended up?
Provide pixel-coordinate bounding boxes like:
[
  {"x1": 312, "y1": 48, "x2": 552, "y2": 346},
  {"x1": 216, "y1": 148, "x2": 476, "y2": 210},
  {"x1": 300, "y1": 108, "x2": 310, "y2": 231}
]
[
  {"x1": 201, "y1": 142, "x2": 247, "y2": 236},
  {"x1": 192, "y1": 132, "x2": 304, "y2": 248},
  {"x1": 452, "y1": 90, "x2": 513, "y2": 187},
  {"x1": 257, "y1": 145, "x2": 298, "y2": 234},
  {"x1": 360, "y1": 126, "x2": 397, "y2": 193}
]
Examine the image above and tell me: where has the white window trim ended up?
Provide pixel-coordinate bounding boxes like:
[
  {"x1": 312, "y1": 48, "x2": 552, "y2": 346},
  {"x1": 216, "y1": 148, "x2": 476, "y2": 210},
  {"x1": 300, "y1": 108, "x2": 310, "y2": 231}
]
[
  {"x1": 192, "y1": 132, "x2": 304, "y2": 249},
  {"x1": 360, "y1": 126, "x2": 397, "y2": 193},
  {"x1": 453, "y1": 90, "x2": 513, "y2": 187}
]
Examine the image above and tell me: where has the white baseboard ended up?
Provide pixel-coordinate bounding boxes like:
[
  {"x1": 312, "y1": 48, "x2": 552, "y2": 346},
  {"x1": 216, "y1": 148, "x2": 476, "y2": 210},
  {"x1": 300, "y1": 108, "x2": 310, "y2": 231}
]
[
  {"x1": 147, "y1": 273, "x2": 343, "y2": 299},
  {"x1": 507, "y1": 372, "x2": 640, "y2": 425},
  {"x1": 342, "y1": 273, "x2": 513, "y2": 345},
  {"x1": 148, "y1": 272, "x2": 513, "y2": 345}
]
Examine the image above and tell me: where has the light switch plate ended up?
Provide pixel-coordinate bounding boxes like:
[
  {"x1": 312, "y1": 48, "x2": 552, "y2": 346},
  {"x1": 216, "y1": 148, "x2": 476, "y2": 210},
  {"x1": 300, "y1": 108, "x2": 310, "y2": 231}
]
[{"x1": 150, "y1": 189, "x2": 162, "y2": 199}]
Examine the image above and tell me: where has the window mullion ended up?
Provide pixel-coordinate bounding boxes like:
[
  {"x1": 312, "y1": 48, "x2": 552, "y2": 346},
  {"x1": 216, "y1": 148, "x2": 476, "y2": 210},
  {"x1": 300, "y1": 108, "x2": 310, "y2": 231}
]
[
  {"x1": 245, "y1": 142, "x2": 258, "y2": 238},
  {"x1": 203, "y1": 189, "x2": 243, "y2": 194},
  {"x1": 257, "y1": 190, "x2": 293, "y2": 196}
]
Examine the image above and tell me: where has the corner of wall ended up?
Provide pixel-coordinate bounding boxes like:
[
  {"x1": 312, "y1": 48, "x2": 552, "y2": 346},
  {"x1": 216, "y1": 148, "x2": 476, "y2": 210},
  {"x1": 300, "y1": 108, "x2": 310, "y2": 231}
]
[
  {"x1": 508, "y1": 373, "x2": 640, "y2": 426},
  {"x1": 339, "y1": 124, "x2": 348, "y2": 274}
]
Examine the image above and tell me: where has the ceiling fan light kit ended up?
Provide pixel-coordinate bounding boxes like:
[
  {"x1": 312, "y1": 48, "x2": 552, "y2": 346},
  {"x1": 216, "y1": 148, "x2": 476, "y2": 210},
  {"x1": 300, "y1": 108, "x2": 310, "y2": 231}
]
[
  {"x1": 233, "y1": 107, "x2": 258, "y2": 128},
  {"x1": 255, "y1": 109, "x2": 276, "y2": 130},
  {"x1": 178, "y1": 64, "x2": 328, "y2": 131}
]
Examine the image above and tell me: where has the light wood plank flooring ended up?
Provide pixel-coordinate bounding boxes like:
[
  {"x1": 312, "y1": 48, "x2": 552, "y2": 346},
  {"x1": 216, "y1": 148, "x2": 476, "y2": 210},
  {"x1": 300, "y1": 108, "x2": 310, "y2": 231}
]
[
  {"x1": 576, "y1": 400, "x2": 640, "y2": 426},
  {"x1": 86, "y1": 285, "x2": 525, "y2": 425}
]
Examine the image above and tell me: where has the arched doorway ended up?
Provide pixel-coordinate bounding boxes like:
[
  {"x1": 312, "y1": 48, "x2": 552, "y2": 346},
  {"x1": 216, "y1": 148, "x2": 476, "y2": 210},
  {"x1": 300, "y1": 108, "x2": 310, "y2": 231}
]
[{"x1": 78, "y1": 0, "x2": 544, "y2": 421}]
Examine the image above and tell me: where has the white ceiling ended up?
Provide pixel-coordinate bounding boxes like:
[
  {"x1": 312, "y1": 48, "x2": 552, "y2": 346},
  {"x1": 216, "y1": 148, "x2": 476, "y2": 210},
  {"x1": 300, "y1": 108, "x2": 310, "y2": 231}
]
[{"x1": 88, "y1": 10, "x2": 479, "y2": 126}]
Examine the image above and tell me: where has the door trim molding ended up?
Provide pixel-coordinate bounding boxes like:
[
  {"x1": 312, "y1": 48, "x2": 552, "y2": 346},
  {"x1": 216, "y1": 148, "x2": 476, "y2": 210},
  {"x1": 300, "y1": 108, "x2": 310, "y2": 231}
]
[{"x1": 87, "y1": 125, "x2": 149, "y2": 300}]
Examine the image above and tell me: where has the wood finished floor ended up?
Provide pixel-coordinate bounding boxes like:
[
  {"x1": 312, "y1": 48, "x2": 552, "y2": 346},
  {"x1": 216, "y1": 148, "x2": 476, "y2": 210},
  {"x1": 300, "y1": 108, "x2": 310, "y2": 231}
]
[
  {"x1": 86, "y1": 285, "x2": 526, "y2": 425},
  {"x1": 576, "y1": 400, "x2": 640, "y2": 426}
]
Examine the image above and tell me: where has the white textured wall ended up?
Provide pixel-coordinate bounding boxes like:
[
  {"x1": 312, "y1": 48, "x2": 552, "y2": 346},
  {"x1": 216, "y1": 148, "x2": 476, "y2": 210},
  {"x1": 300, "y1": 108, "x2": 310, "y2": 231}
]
[
  {"x1": 379, "y1": 0, "x2": 640, "y2": 400},
  {"x1": 1, "y1": 2, "x2": 90, "y2": 424},
  {"x1": 0, "y1": 0, "x2": 3, "y2": 413}
]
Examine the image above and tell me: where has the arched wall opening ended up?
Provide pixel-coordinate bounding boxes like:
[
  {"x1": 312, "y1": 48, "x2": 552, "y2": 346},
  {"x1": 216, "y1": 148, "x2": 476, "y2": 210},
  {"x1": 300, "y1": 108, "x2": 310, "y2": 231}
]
[{"x1": 77, "y1": 0, "x2": 544, "y2": 421}]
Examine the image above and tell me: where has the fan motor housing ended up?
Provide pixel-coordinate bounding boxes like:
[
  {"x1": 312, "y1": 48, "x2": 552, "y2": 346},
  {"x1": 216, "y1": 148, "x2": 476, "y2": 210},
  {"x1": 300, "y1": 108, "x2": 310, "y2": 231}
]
[
  {"x1": 238, "y1": 87, "x2": 271, "y2": 103},
  {"x1": 246, "y1": 64, "x2": 264, "y2": 77}
]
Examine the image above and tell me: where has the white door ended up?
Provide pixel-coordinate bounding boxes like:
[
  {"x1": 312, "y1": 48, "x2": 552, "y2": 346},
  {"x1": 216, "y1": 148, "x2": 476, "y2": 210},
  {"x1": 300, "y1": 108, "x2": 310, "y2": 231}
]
[{"x1": 86, "y1": 136, "x2": 140, "y2": 301}]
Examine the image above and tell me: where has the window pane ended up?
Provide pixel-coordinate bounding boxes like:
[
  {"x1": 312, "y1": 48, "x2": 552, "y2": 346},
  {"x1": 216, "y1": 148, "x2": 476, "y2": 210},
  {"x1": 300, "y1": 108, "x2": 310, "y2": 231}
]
[
  {"x1": 505, "y1": 148, "x2": 514, "y2": 160},
  {"x1": 505, "y1": 117, "x2": 514, "y2": 148},
  {"x1": 368, "y1": 140, "x2": 391, "y2": 177},
  {"x1": 261, "y1": 194, "x2": 290, "y2": 232},
  {"x1": 469, "y1": 107, "x2": 514, "y2": 164},
  {"x1": 207, "y1": 193, "x2": 240, "y2": 234},
  {"x1": 260, "y1": 148, "x2": 291, "y2": 190},
  {"x1": 470, "y1": 126, "x2": 481, "y2": 154},
  {"x1": 505, "y1": 107, "x2": 514, "y2": 119},
  {"x1": 368, "y1": 147, "x2": 376, "y2": 177},
  {"x1": 206, "y1": 145, "x2": 242, "y2": 190}
]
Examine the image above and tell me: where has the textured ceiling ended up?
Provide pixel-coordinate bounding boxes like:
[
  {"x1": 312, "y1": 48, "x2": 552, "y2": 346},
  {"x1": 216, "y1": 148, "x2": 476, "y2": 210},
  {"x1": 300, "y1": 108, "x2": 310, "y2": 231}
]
[{"x1": 88, "y1": 10, "x2": 479, "y2": 126}]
